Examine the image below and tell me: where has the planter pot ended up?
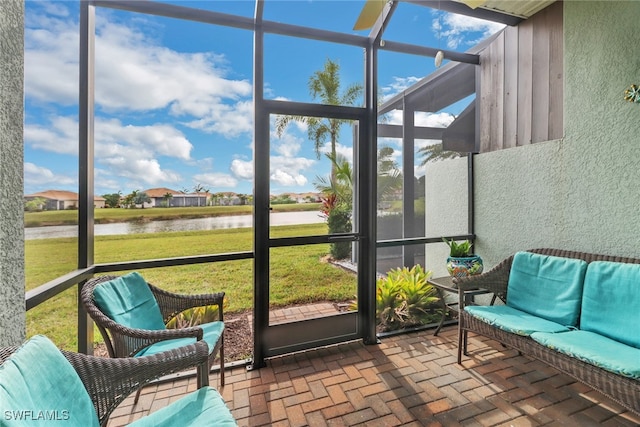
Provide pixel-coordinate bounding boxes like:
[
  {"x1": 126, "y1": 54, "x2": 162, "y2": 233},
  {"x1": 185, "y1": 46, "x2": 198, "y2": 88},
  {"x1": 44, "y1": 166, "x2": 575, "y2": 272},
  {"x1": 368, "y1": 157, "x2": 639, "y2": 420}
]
[{"x1": 447, "y1": 255, "x2": 483, "y2": 277}]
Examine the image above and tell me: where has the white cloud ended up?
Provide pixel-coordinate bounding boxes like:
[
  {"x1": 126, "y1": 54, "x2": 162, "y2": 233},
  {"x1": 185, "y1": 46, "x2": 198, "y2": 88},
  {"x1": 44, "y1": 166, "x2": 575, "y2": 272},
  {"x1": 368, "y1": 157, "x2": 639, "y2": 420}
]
[
  {"x1": 335, "y1": 144, "x2": 354, "y2": 162},
  {"x1": 97, "y1": 119, "x2": 193, "y2": 160},
  {"x1": 317, "y1": 142, "x2": 354, "y2": 164},
  {"x1": 25, "y1": 116, "x2": 193, "y2": 161},
  {"x1": 386, "y1": 111, "x2": 455, "y2": 128},
  {"x1": 270, "y1": 156, "x2": 315, "y2": 187},
  {"x1": 24, "y1": 19, "x2": 79, "y2": 105},
  {"x1": 101, "y1": 157, "x2": 181, "y2": 185},
  {"x1": 25, "y1": 116, "x2": 78, "y2": 155},
  {"x1": 24, "y1": 162, "x2": 76, "y2": 188},
  {"x1": 381, "y1": 76, "x2": 422, "y2": 100},
  {"x1": 24, "y1": 5, "x2": 254, "y2": 138},
  {"x1": 270, "y1": 169, "x2": 307, "y2": 187},
  {"x1": 94, "y1": 21, "x2": 254, "y2": 125},
  {"x1": 192, "y1": 172, "x2": 238, "y2": 188},
  {"x1": 94, "y1": 168, "x2": 122, "y2": 194},
  {"x1": 25, "y1": 115, "x2": 193, "y2": 188},
  {"x1": 415, "y1": 111, "x2": 455, "y2": 127},
  {"x1": 230, "y1": 159, "x2": 253, "y2": 180},
  {"x1": 231, "y1": 153, "x2": 316, "y2": 188},
  {"x1": 273, "y1": 131, "x2": 303, "y2": 158},
  {"x1": 433, "y1": 12, "x2": 505, "y2": 49},
  {"x1": 185, "y1": 100, "x2": 253, "y2": 138}
]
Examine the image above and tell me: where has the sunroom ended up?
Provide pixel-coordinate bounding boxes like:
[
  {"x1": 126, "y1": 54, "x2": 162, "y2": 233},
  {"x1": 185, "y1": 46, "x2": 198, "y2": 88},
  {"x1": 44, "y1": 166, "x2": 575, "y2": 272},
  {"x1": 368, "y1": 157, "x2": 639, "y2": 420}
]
[{"x1": 2, "y1": 0, "x2": 639, "y2": 425}]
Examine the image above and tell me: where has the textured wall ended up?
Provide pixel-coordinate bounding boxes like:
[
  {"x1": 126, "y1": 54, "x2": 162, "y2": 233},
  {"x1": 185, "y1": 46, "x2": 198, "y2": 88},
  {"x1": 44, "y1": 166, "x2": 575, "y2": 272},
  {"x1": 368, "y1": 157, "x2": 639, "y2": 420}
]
[
  {"x1": 0, "y1": 0, "x2": 26, "y2": 346},
  {"x1": 474, "y1": 1, "x2": 640, "y2": 268},
  {"x1": 425, "y1": 156, "x2": 469, "y2": 277}
]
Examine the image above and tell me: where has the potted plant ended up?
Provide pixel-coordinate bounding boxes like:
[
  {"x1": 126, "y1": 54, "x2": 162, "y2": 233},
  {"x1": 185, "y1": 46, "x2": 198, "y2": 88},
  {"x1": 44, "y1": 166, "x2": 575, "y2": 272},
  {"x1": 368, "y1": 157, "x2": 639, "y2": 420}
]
[{"x1": 442, "y1": 238, "x2": 483, "y2": 277}]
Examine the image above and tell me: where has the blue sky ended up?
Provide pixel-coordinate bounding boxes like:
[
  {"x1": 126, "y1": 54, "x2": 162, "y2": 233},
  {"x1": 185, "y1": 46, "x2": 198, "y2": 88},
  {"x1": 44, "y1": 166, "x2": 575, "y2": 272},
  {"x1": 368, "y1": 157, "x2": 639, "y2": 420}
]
[{"x1": 23, "y1": 0, "x2": 503, "y2": 197}]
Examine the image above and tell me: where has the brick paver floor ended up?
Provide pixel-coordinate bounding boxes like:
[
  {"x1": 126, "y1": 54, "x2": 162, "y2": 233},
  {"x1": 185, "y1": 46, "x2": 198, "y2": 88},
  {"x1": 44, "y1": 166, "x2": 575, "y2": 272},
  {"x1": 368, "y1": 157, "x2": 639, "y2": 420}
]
[
  {"x1": 268, "y1": 302, "x2": 338, "y2": 324},
  {"x1": 107, "y1": 325, "x2": 640, "y2": 426}
]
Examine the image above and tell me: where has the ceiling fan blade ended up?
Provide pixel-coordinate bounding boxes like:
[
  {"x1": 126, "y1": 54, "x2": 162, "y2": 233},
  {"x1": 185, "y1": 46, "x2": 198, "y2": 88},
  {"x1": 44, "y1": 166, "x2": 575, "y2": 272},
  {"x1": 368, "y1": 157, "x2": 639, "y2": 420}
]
[
  {"x1": 353, "y1": 0, "x2": 387, "y2": 30},
  {"x1": 460, "y1": 0, "x2": 487, "y2": 8}
]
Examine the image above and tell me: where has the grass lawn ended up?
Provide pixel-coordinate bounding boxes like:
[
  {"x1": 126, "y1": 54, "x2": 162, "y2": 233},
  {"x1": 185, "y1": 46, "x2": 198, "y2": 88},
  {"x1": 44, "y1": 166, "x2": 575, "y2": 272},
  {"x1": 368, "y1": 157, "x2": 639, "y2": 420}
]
[{"x1": 26, "y1": 223, "x2": 357, "y2": 350}]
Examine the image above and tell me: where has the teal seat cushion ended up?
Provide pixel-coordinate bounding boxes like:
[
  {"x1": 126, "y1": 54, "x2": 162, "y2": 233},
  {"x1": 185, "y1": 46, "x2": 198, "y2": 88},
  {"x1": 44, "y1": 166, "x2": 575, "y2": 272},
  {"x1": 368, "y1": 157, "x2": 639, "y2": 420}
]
[
  {"x1": 465, "y1": 305, "x2": 569, "y2": 336},
  {"x1": 581, "y1": 261, "x2": 640, "y2": 348},
  {"x1": 128, "y1": 386, "x2": 237, "y2": 426},
  {"x1": 531, "y1": 330, "x2": 640, "y2": 379},
  {"x1": 93, "y1": 272, "x2": 166, "y2": 331},
  {"x1": 506, "y1": 252, "x2": 587, "y2": 327},
  {"x1": 136, "y1": 321, "x2": 224, "y2": 357},
  {"x1": 0, "y1": 335, "x2": 99, "y2": 427}
]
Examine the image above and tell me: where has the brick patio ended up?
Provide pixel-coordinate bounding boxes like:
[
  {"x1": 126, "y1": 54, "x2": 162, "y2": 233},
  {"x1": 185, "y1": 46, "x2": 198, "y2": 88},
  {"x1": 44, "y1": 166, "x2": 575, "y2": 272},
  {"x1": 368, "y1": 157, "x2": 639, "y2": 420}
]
[{"x1": 107, "y1": 325, "x2": 640, "y2": 426}]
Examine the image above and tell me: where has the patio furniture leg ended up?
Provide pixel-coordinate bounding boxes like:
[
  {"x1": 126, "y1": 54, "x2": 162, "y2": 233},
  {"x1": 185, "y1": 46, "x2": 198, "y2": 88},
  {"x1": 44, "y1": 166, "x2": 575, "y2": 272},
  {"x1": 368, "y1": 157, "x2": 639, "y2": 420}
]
[
  {"x1": 219, "y1": 337, "x2": 225, "y2": 387},
  {"x1": 133, "y1": 388, "x2": 142, "y2": 405},
  {"x1": 197, "y1": 360, "x2": 210, "y2": 389},
  {"x1": 457, "y1": 326, "x2": 468, "y2": 364},
  {"x1": 433, "y1": 287, "x2": 447, "y2": 336},
  {"x1": 463, "y1": 330, "x2": 468, "y2": 355},
  {"x1": 457, "y1": 326, "x2": 464, "y2": 363}
]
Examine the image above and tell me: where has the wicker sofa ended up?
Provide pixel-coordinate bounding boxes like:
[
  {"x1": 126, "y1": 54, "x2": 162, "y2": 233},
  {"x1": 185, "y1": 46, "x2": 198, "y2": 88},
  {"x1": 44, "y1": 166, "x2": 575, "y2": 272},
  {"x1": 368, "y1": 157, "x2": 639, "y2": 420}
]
[{"x1": 454, "y1": 248, "x2": 640, "y2": 416}]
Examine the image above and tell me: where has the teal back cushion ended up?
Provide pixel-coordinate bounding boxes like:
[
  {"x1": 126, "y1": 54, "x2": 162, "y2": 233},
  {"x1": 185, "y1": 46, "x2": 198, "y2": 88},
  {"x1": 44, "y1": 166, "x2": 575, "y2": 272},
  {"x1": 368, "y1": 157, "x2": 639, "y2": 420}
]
[
  {"x1": 581, "y1": 261, "x2": 640, "y2": 348},
  {"x1": 0, "y1": 335, "x2": 99, "y2": 427},
  {"x1": 93, "y1": 272, "x2": 166, "y2": 330},
  {"x1": 507, "y1": 252, "x2": 587, "y2": 326}
]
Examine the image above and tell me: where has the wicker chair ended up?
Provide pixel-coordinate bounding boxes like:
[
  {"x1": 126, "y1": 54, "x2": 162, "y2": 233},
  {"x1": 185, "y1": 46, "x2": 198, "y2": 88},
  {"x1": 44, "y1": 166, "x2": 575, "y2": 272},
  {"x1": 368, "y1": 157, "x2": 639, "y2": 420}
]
[
  {"x1": 0, "y1": 337, "x2": 236, "y2": 427},
  {"x1": 80, "y1": 273, "x2": 225, "y2": 395}
]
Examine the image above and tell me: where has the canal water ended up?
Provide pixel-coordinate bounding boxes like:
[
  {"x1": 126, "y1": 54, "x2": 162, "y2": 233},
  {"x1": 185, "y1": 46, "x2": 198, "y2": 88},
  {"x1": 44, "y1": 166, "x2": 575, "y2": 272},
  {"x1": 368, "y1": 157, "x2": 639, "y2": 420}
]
[{"x1": 25, "y1": 211, "x2": 324, "y2": 240}]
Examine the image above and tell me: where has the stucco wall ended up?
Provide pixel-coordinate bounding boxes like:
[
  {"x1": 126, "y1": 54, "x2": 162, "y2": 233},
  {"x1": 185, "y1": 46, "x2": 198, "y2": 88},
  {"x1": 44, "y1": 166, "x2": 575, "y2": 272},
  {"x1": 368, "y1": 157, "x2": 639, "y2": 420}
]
[
  {"x1": 474, "y1": 1, "x2": 640, "y2": 268},
  {"x1": 0, "y1": 0, "x2": 26, "y2": 346},
  {"x1": 425, "y1": 156, "x2": 469, "y2": 277}
]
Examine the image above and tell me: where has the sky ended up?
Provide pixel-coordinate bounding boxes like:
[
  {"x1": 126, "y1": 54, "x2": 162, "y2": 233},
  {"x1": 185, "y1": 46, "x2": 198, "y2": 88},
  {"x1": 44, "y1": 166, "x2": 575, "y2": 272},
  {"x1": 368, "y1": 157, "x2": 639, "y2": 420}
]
[{"x1": 23, "y1": 0, "x2": 504, "y2": 197}]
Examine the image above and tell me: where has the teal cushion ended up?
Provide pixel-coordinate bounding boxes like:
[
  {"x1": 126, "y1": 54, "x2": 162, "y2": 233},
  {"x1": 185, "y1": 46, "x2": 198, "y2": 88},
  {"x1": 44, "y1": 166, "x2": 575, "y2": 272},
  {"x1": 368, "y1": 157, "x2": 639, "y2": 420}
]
[
  {"x1": 93, "y1": 272, "x2": 166, "y2": 331},
  {"x1": 581, "y1": 261, "x2": 640, "y2": 348},
  {"x1": 507, "y1": 252, "x2": 587, "y2": 326},
  {"x1": 465, "y1": 305, "x2": 569, "y2": 336},
  {"x1": 531, "y1": 330, "x2": 640, "y2": 379},
  {"x1": 136, "y1": 321, "x2": 224, "y2": 357},
  {"x1": 128, "y1": 386, "x2": 236, "y2": 426},
  {"x1": 0, "y1": 335, "x2": 99, "y2": 426}
]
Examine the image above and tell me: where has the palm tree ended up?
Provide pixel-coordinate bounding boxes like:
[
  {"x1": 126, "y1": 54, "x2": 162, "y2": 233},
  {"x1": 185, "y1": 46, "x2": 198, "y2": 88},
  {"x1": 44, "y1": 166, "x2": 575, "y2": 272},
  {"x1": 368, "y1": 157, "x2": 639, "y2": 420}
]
[
  {"x1": 418, "y1": 142, "x2": 461, "y2": 165},
  {"x1": 314, "y1": 152, "x2": 353, "y2": 209},
  {"x1": 275, "y1": 58, "x2": 362, "y2": 181},
  {"x1": 123, "y1": 190, "x2": 138, "y2": 209},
  {"x1": 377, "y1": 146, "x2": 402, "y2": 210},
  {"x1": 162, "y1": 192, "x2": 173, "y2": 208},
  {"x1": 313, "y1": 153, "x2": 356, "y2": 259},
  {"x1": 193, "y1": 184, "x2": 209, "y2": 207},
  {"x1": 133, "y1": 191, "x2": 151, "y2": 209}
]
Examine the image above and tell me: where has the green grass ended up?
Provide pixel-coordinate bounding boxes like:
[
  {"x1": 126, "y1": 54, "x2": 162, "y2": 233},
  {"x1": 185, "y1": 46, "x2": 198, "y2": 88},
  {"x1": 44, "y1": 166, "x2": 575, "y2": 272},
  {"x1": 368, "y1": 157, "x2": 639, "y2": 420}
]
[
  {"x1": 24, "y1": 203, "x2": 322, "y2": 227},
  {"x1": 26, "y1": 223, "x2": 357, "y2": 350}
]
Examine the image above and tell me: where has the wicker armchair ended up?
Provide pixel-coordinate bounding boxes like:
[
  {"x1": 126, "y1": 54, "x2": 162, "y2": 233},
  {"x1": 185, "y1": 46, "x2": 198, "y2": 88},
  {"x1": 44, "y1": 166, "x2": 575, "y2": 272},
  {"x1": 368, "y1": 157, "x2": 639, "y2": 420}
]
[
  {"x1": 80, "y1": 273, "x2": 225, "y2": 393},
  {"x1": 0, "y1": 339, "x2": 233, "y2": 427}
]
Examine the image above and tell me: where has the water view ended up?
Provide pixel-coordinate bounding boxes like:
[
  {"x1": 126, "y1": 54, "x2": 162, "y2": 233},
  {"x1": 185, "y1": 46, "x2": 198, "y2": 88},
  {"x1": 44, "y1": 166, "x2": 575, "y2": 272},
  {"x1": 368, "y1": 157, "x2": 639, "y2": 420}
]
[{"x1": 25, "y1": 211, "x2": 324, "y2": 240}]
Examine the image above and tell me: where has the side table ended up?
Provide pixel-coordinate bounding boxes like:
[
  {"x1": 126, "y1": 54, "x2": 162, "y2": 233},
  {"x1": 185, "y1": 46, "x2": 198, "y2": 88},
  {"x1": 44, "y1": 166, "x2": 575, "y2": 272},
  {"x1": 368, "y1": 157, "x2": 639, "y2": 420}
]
[{"x1": 428, "y1": 275, "x2": 493, "y2": 337}]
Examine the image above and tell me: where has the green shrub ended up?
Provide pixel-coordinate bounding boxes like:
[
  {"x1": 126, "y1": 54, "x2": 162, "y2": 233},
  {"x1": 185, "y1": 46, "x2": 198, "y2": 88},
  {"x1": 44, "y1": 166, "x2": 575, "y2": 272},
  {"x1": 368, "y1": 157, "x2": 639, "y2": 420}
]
[
  {"x1": 327, "y1": 206, "x2": 351, "y2": 260},
  {"x1": 166, "y1": 303, "x2": 225, "y2": 329},
  {"x1": 358, "y1": 264, "x2": 442, "y2": 332}
]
